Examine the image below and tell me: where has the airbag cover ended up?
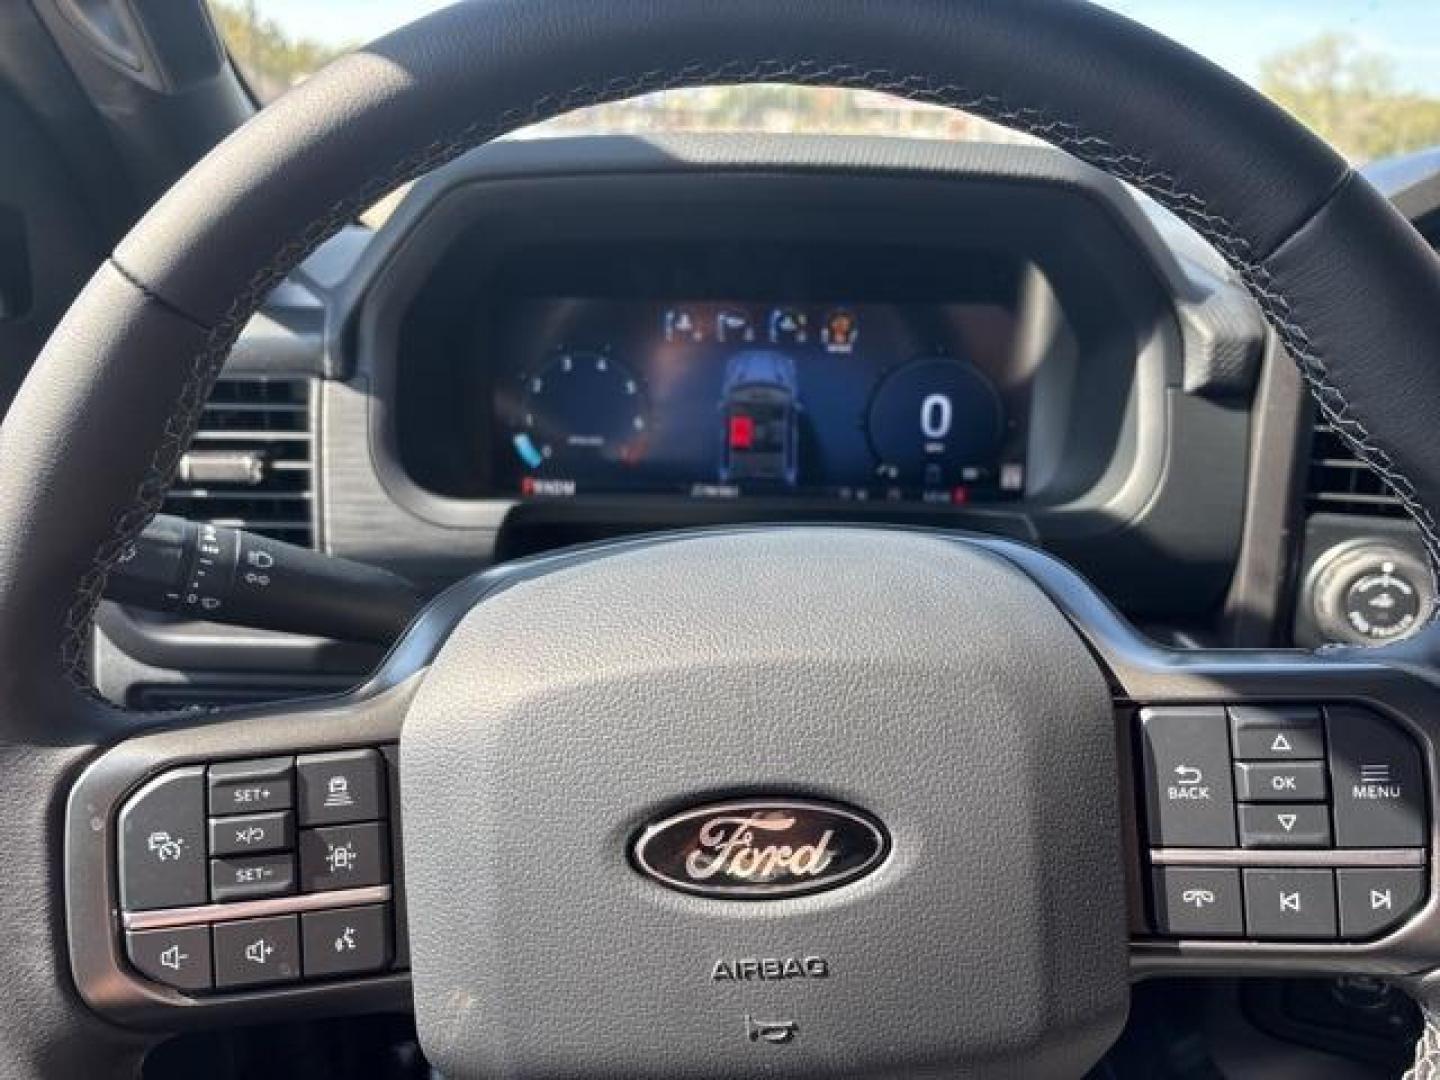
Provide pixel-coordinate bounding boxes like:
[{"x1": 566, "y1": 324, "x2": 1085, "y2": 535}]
[{"x1": 402, "y1": 528, "x2": 1126, "y2": 1078}]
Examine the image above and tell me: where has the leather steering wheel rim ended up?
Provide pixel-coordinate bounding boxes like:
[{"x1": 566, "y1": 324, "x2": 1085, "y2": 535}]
[{"x1": 8, "y1": 0, "x2": 1440, "y2": 1075}]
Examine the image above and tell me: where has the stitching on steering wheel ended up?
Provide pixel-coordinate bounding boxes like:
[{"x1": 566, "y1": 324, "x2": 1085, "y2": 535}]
[{"x1": 63, "y1": 56, "x2": 1440, "y2": 686}]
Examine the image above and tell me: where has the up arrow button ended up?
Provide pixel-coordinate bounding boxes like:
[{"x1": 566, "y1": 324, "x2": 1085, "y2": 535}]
[{"x1": 1228, "y1": 706, "x2": 1325, "y2": 760}]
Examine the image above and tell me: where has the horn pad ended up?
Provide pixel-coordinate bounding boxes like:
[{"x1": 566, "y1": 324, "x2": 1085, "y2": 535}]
[{"x1": 402, "y1": 528, "x2": 1127, "y2": 1079}]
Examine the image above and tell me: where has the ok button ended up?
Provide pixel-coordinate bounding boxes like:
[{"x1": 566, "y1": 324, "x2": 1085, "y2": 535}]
[{"x1": 1233, "y1": 761, "x2": 1327, "y2": 802}]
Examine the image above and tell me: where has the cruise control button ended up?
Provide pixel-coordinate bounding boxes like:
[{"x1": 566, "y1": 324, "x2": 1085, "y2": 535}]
[
  {"x1": 297, "y1": 749, "x2": 386, "y2": 826},
  {"x1": 1229, "y1": 705, "x2": 1324, "y2": 760},
  {"x1": 1337, "y1": 868, "x2": 1427, "y2": 939},
  {"x1": 126, "y1": 925, "x2": 213, "y2": 991},
  {"x1": 298, "y1": 822, "x2": 389, "y2": 892},
  {"x1": 301, "y1": 904, "x2": 392, "y2": 978},
  {"x1": 1327, "y1": 706, "x2": 1425, "y2": 847},
  {"x1": 1243, "y1": 869, "x2": 1337, "y2": 939},
  {"x1": 118, "y1": 766, "x2": 208, "y2": 911},
  {"x1": 211, "y1": 853, "x2": 296, "y2": 902},
  {"x1": 1233, "y1": 761, "x2": 1327, "y2": 802},
  {"x1": 1238, "y1": 804, "x2": 1332, "y2": 848},
  {"x1": 208, "y1": 757, "x2": 294, "y2": 816},
  {"x1": 1150, "y1": 867, "x2": 1243, "y2": 937},
  {"x1": 1139, "y1": 706, "x2": 1237, "y2": 847},
  {"x1": 208, "y1": 810, "x2": 293, "y2": 856},
  {"x1": 213, "y1": 914, "x2": 300, "y2": 989}
]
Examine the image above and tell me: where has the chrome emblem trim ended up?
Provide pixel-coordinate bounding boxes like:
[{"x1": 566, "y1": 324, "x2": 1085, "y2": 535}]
[{"x1": 632, "y1": 798, "x2": 888, "y2": 899}]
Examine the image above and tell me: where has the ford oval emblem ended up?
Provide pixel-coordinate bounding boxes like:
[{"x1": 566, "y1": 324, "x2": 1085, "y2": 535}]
[{"x1": 633, "y1": 798, "x2": 888, "y2": 899}]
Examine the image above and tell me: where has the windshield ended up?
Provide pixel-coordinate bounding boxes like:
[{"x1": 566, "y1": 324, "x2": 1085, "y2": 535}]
[{"x1": 211, "y1": 1, "x2": 1440, "y2": 165}]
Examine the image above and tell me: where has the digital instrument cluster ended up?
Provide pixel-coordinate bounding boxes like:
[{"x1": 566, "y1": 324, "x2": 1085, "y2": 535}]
[{"x1": 491, "y1": 298, "x2": 1028, "y2": 505}]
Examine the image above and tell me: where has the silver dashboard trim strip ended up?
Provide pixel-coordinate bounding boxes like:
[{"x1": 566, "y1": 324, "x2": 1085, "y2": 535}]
[
  {"x1": 1150, "y1": 848, "x2": 1426, "y2": 868},
  {"x1": 123, "y1": 885, "x2": 392, "y2": 931}
]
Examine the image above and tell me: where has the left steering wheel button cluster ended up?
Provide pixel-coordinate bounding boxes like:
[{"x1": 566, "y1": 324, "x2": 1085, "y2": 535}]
[{"x1": 117, "y1": 746, "x2": 403, "y2": 994}]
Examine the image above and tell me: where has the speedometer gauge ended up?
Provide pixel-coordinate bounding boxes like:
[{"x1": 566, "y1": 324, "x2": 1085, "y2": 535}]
[
  {"x1": 513, "y1": 350, "x2": 648, "y2": 472},
  {"x1": 866, "y1": 357, "x2": 1003, "y2": 486}
]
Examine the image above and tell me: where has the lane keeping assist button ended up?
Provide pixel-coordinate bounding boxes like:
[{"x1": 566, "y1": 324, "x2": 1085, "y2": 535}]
[{"x1": 1139, "y1": 706, "x2": 1237, "y2": 847}]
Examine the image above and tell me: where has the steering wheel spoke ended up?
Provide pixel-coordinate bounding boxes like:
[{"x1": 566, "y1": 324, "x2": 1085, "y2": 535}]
[{"x1": 975, "y1": 538, "x2": 1440, "y2": 979}]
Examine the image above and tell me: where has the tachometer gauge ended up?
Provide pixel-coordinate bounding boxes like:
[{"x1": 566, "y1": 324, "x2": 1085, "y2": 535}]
[
  {"x1": 866, "y1": 357, "x2": 1003, "y2": 486},
  {"x1": 513, "y1": 351, "x2": 647, "y2": 472}
]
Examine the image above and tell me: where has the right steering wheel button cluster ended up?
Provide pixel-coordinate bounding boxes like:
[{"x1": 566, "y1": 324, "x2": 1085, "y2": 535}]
[
  {"x1": 116, "y1": 746, "x2": 403, "y2": 993},
  {"x1": 1139, "y1": 704, "x2": 1429, "y2": 942}
]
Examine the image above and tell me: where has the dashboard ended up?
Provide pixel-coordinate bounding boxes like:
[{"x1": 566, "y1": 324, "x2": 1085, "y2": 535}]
[
  {"x1": 95, "y1": 133, "x2": 1328, "y2": 703},
  {"x1": 489, "y1": 255, "x2": 1029, "y2": 507}
]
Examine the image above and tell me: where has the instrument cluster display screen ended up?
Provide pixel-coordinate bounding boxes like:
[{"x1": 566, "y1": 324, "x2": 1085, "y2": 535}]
[{"x1": 491, "y1": 296, "x2": 1028, "y2": 506}]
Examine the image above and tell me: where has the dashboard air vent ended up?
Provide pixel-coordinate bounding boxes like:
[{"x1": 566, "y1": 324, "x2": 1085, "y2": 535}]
[
  {"x1": 1306, "y1": 418, "x2": 1404, "y2": 519},
  {"x1": 162, "y1": 377, "x2": 316, "y2": 546}
]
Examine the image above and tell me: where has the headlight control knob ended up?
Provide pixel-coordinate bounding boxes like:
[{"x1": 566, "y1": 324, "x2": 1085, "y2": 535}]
[{"x1": 1307, "y1": 540, "x2": 1433, "y2": 645}]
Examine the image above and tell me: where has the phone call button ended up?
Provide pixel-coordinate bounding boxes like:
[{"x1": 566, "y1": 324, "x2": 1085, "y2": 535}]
[{"x1": 1151, "y1": 866, "x2": 1243, "y2": 937}]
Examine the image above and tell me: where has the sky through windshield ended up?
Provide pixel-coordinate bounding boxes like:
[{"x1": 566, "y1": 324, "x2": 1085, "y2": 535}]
[{"x1": 213, "y1": 1, "x2": 1440, "y2": 164}]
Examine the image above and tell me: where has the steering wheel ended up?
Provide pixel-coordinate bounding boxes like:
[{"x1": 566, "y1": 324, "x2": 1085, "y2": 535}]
[{"x1": 8, "y1": 1, "x2": 1440, "y2": 1077}]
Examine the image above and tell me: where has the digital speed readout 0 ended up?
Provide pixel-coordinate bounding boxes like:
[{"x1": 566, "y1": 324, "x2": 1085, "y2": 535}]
[{"x1": 491, "y1": 298, "x2": 1028, "y2": 505}]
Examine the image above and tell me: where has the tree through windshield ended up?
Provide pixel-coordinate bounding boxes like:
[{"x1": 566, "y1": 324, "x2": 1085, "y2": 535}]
[{"x1": 212, "y1": 0, "x2": 1440, "y2": 165}]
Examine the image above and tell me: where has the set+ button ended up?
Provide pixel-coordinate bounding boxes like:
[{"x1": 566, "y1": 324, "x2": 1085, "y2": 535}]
[{"x1": 207, "y1": 757, "x2": 293, "y2": 816}]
